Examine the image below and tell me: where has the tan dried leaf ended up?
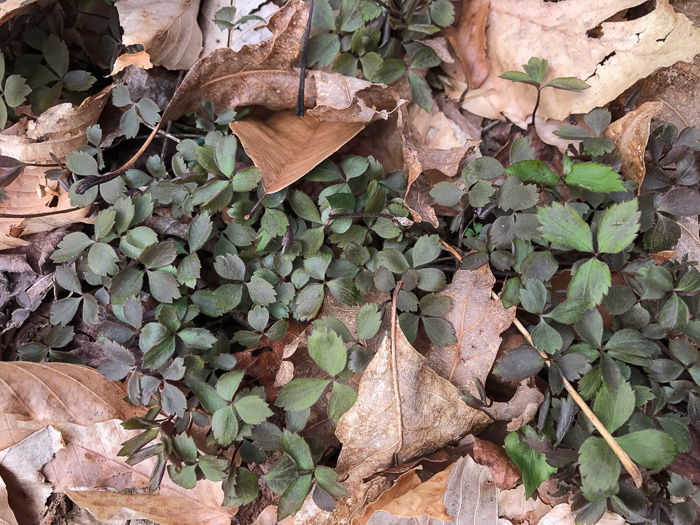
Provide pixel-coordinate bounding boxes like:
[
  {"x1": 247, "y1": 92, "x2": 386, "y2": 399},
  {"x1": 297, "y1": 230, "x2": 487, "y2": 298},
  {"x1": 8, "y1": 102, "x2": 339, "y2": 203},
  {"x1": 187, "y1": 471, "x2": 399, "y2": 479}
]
[
  {"x1": 115, "y1": 0, "x2": 203, "y2": 70},
  {"x1": 335, "y1": 326, "x2": 491, "y2": 487},
  {"x1": 538, "y1": 503, "x2": 626, "y2": 525},
  {"x1": 481, "y1": 381, "x2": 544, "y2": 432},
  {"x1": 110, "y1": 50, "x2": 154, "y2": 76},
  {"x1": 0, "y1": 426, "x2": 64, "y2": 524},
  {"x1": 472, "y1": 437, "x2": 520, "y2": 490},
  {"x1": 443, "y1": 0, "x2": 491, "y2": 88},
  {"x1": 44, "y1": 420, "x2": 233, "y2": 525},
  {"x1": 199, "y1": 0, "x2": 278, "y2": 56},
  {"x1": 353, "y1": 470, "x2": 423, "y2": 525},
  {"x1": 604, "y1": 101, "x2": 663, "y2": 190},
  {"x1": 0, "y1": 475, "x2": 18, "y2": 525},
  {"x1": 0, "y1": 0, "x2": 39, "y2": 25},
  {"x1": 425, "y1": 267, "x2": 515, "y2": 393},
  {"x1": 0, "y1": 88, "x2": 111, "y2": 249},
  {"x1": 0, "y1": 362, "x2": 145, "y2": 450},
  {"x1": 457, "y1": 0, "x2": 700, "y2": 126},
  {"x1": 498, "y1": 485, "x2": 552, "y2": 524},
  {"x1": 232, "y1": 111, "x2": 365, "y2": 195}
]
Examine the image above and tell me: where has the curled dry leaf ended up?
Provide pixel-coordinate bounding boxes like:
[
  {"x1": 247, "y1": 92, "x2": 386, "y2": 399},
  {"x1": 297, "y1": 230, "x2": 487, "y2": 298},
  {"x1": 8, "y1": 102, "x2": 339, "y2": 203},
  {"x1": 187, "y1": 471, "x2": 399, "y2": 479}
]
[
  {"x1": 44, "y1": 420, "x2": 234, "y2": 525},
  {"x1": 115, "y1": 0, "x2": 203, "y2": 70},
  {"x1": 455, "y1": 0, "x2": 700, "y2": 127},
  {"x1": 0, "y1": 0, "x2": 39, "y2": 25},
  {"x1": 425, "y1": 267, "x2": 515, "y2": 393},
  {"x1": 442, "y1": 0, "x2": 491, "y2": 89},
  {"x1": 399, "y1": 104, "x2": 480, "y2": 225},
  {"x1": 482, "y1": 381, "x2": 544, "y2": 432},
  {"x1": 472, "y1": 437, "x2": 521, "y2": 490},
  {"x1": 353, "y1": 470, "x2": 423, "y2": 525},
  {"x1": 110, "y1": 50, "x2": 154, "y2": 76},
  {"x1": 0, "y1": 362, "x2": 145, "y2": 450},
  {"x1": 604, "y1": 101, "x2": 664, "y2": 190},
  {"x1": 0, "y1": 88, "x2": 111, "y2": 249},
  {"x1": 199, "y1": 0, "x2": 279, "y2": 56},
  {"x1": 335, "y1": 325, "x2": 492, "y2": 488},
  {"x1": 231, "y1": 111, "x2": 365, "y2": 196},
  {"x1": 0, "y1": 426, "x2": 64, "y2": 525}
]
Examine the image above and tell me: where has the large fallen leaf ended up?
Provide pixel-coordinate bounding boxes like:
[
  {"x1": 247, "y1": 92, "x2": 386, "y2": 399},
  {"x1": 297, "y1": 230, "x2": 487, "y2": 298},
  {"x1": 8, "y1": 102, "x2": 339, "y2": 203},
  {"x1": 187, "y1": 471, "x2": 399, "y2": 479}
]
[
  {"x1": 335, "y1": 325, "x2": 491, "y2": 488},
  {"x1": 231, "y1": 111, "x2": 365, "y2": 195},
  {"x1": 425, "y1": 267, "x2": 515, "y2": 393},
  {"x1": 44, "y1": 420, "x2": 234, "y2": 525},
  {"x1": 0, "y1": 88, "x2": 111, "y2": 250},
  {"x1": 456, "y1": 0, "x2": 700, "y2": 127},
  {"x1": 0, "y1": 426, "x2": 64, "y2": 525},
  {"x1": 363, "y1": 456, "x2": 497, "y2": 524},
  {"x1": 538, "y1": 503, "x2": 625, "y2": 525},
  {"x1": 0, "y1": 362, "x2": 144, "y2": 450},
  {"x1": 0, "y1": 475, "x2": 18, "y2": 525},
  {"x1": 199, "y1": 0, "x2": 279, "y2": 56},
  {"x1": 443, "y1": 0, "x2": 491, "y2": 89},
  {"x1": 115, "y1": 0, "x2": 203, "y2": 70},
  {"x1": 604, "y1": 101, "x2": 663, "y2": 190}
]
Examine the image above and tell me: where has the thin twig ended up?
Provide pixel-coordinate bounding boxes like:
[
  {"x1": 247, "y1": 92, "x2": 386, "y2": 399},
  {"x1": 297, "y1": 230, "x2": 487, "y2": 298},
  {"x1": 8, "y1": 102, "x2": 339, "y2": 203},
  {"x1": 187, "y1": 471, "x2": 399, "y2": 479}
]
[
  {"x1": 143, "y1": 122, "x2": 181, "y2": 144},
  {"x1": 678, "y1": 220, "x2": 700, "y2": 249},
  {"x1": 0, "y1": 207, "x2": 82, "y2": 218},
  {"x1": 296, "y1": 0, "x2": 314, "y2": 117},
  {"x1": 391, "y1": 280, "x2": 404, "y2": 465},
  {"x1": 441, "y1": 240, "x2": 644, "y2": 488}
]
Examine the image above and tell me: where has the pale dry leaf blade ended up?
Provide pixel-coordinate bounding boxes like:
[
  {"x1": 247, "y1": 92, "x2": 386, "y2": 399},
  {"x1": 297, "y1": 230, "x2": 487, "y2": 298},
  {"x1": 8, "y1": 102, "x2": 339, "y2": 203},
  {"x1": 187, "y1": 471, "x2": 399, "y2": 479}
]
[
  {"x1": 425, "y1": 267, "x2": 515, "y2": 393},
  {"x1": 335, "y1": 325, "x2": 491, "y2": 488}
]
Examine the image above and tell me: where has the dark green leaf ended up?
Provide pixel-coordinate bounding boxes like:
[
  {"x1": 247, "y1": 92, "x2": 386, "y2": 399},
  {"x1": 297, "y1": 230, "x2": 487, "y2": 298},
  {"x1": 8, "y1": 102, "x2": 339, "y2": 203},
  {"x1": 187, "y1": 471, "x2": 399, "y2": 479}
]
[
  {"x1": 593, "y1": 382, "x2": 635, "y2": 433},
  {"x1": 328, "y1": 382, "x2": 357, "y2": 425},
  {"x1": 616, "y1": 430, "x2": 676, "y2": 469},
  {"x1": 212, "y1": 405, "x2": 238, "y2": 446},
  {"x1": 281, "y1": 430, "x2": 314, "y2": 470},
  {"x1": 568, "y1": 258, "x2": 611, "y2": 308},
  {"x1": 276, "y1": 378, "x2": 330, "y2": 411},
  {"x1": 278, "y1": 474, "x2": 312, "y2": 520},
  {"x1": 494, "y1": 345, "x2": 545, "y2": 381},
  {"x1": 579, "y1": 437, "x2": 620, "y2": 499},
  {"x1": 537, "y1": 202, "x2": 593, "y2": 252}
]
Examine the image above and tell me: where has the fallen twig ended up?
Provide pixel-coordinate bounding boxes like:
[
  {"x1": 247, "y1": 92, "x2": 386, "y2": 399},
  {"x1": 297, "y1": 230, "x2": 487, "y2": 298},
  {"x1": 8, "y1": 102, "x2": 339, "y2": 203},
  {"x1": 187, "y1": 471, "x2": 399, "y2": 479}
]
[{"x1": 391, "y1": 280, "x2": 404, "y2": 465}]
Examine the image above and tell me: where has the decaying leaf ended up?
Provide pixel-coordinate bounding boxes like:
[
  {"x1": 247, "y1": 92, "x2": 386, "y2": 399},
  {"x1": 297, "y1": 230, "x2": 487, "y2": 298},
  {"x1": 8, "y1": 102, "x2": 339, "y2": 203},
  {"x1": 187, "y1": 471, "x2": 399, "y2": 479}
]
[
  {"x1": 199, "y1": 0, "x2": 278, "y2": 56},
  {"x1": 231, "y1": 111, "x2": 365, "y2": 195},
  {"x1": 498, "y1": 485, "x2": 552, "y2": 524},
  {"x1": 0, "y1": 88, "x2": 111, "y2": 250},
  {"x1": 425, "y1": 267, "x2": 515, "y2": 393},
  {"x1": 115, "y1": 0, "x2": 203, "y2": 70},
  {"x1": 443, "y1": 0, "x2": 491, "y2": 89},
  {"x1": 353, "y1": 470, "x2": 423, "y2": 525},
  {"x1": 399, "y1": 104, "x2": 480, "y2": 225},
  {"x1": 0, "y1": 0, "x2": 39, "y2": 25},
  {"x1": 335, "y1": 325, "x2": 491, "y2": 487},
  {"x1": 604, "y1": 101, "x2": 664, "y2": 190},
  {"x1": 45, "y1": 420, "x2": 234, "y2": 525},
  {"x1": 111, "y1": 50, "x2": 154, "y2": 76},
  {"x1": 472, "y1": 437, "x2": 521, "y2": 490},
  {"x1": 481, "y1": 381, "x2": 544, "y2": 431},
  {"x1": 0, "y1": 426, "x2": 64, "y2": 525},
  {"x1": 455, "y1": 0, "x2": 700, "y2": 126},
  {"x1": 0, "y1": 362, "x2": 144, "y2": 449},
  {"x1": 538, "y1": 503, "x2": 626, "y2": 525}
]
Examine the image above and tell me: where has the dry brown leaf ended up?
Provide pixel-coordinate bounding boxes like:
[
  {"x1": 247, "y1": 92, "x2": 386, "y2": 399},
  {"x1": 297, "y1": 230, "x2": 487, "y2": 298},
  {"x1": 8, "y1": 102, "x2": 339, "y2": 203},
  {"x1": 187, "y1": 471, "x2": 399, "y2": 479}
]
[
  {"x1": 364, "y1": 456, "x2": 497, "y2": 524},
  {"x1": 335, "y1": 325, "x2": 492, "y2": 488},
  {"x1": 353, "y1": 470, "x2": 423, "y2": 525},
  {"x1": 604, "y1": 101, "x2": 664, "y2": 190},
  {"x1": 398, "y1": 104, "x2": 480, "y2": 225},
  {"x1": 115, "y1": 0, "x2": 203, "y2": 70},
  {"x1": 0, "y1": 426, "x2": 64, "y2": 524},
  {"x1": 538, "y1": 504, "x2": 626, "y2": 525},
  {"x1": 456, "y1": 0, "x2": 700, "y2": 127},
  {"x1": 232, "y1": 111, "x2": 365, "y2": 195},
  {"x1": 0, "y1": 362, "x2": 145, "y2": 450},
  {"x1": 199, "y1": 0, "x2": 278, "y2": 56},
  {"x1": 0, "y1": 0, "x2": 39, "y2": 25},
  {"x1": 425, "y1": 267, "x2": 515, "y2": 394},
  {"x1": 0, "y1": 88, "x2": 111, "y2": 250},
  {"x1": 498, "y1": 485, "x2": 552, "y2": 524},
  {"x1": 472, "y1": 437, "x2": 520, "y2": 490},
  {"x1": 45, "y1": 420, "x2": 234, "y2": 525},
  {"x1": 443, "y1": 0, "x2": 491, "y2": 89},
  {"x1": 110, "y1": 50, "x2": 153, "y2": 76},
  {"x1": 0, "y1": 475, "x2": 18, "y2": 525},
  {"x1": 482, "y1": 381, "x2": 544, "y2": 432}
]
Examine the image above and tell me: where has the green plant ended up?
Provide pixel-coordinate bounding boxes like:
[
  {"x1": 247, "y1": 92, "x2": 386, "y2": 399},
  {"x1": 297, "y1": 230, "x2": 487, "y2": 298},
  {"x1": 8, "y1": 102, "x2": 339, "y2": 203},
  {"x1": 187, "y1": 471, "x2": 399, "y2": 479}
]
[{"x1": 308, "y1": 0, "x2": 454, "y2": 111}]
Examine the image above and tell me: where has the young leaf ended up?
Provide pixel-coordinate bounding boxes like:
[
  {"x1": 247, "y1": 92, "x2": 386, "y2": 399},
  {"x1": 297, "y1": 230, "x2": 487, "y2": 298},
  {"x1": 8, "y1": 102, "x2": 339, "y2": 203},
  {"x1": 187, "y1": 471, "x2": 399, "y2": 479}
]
[
  {"x1": 504, "y1": 432, "x2": 557, "y2": 498},
  {"x1": 593, "y1": 382, "x2": 635, "y2": 433},
  {"x1": 506, "y1": 160, "x2": 559, "y2": 187},
  {"x1": 276, "y1": 378, "x2": 330, "y2": 411},
  {"x1": 278, "y1": 474, "x2": 312, "y2": 520},
  {"x1": 568, "y1": 258, "x2": 611, "y2": 308},
  {"x1": 596, "y1": 199, "x2": 640, "y2": 254},
  {"x1": 234, "y1": 395, "x2": 273, "y2": 425},
  {"x1": 328, "y1": 382, "x2": 357, "y2": 425},
  {"x1": 579, "y1": 437, "x2": 621, "y2": 499},
  {"x1": 564, "y1": 163, "x2": 626, "y2": 193},
  {"x1": 308, "y1": 327, "x2": 347, "y2": 377},
  {"x1": 356, "y1": 303, "x2": 382, "y2": 340},
  {"x1": 616, "y1": 429, "x2": 676, "y2": 469},
  {"x1": 212, "y1": 405, "x2": 238, "y2": 446},
  {"x1": 281, "y1": 430, "x2": 314, "y2": 471},
  {"x1": 544, "y1": 77, "x2": 590, "y2": 91},
  {"x1": 314, "y1": 466, "x2": 348, "y2": 498},
  {"x1": 537, "y1": 202, "x2": 593, "y2": 252}
]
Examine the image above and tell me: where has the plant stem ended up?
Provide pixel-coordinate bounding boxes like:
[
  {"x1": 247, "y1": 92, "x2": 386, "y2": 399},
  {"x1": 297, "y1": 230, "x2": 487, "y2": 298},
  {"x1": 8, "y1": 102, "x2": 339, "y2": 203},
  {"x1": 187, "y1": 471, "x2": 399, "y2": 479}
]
[
  {"x1": 0, "y1": 207, "x2": 82, "y2": 218},
  {"x1": 296, "y1": 0, "x2": 315, "y2": 117},
  {"x1": 327, "y1": 211, "x2": 403, "y2": 229},
  {"x1": 531, "y1": 87, "x2": 542, "y2": 127},
  {"x1": 391, "y1": 280, "x2": 404, "y2": 465},
  {"x1": 439, "y1": 238, "x2": 644, "y2": 489}
]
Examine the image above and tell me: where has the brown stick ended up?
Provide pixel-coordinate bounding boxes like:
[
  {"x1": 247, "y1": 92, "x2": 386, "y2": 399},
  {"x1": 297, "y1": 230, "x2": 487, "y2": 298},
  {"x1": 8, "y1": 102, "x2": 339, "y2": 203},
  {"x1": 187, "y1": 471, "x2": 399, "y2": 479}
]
[
  {"x1": 442, "y1": 239, "x2": 643, "y2": 488},
  {"x1": 391, "y1": 280, "x2": 404, "y2": 465}
]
